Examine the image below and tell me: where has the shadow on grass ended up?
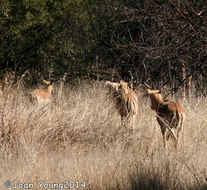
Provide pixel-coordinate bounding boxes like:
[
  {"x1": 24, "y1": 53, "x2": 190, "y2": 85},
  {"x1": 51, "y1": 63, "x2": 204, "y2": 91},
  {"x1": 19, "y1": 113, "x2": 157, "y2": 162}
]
[{"x1": 108, "y1": 170, "x2": 207, "y2": 190}]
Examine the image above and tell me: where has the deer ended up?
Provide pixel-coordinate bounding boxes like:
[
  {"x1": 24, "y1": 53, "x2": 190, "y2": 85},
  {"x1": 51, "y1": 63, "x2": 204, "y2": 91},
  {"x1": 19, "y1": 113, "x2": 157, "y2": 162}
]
[
  {"x1": 105, "y1": 80, "x2": 138, "y2": 129},
  {"x1": 30, "y1": 80, "x2": 54, "y2": 107},
  {"x1": 145, "y1": 83, "x2": 186, "y2": 150}
]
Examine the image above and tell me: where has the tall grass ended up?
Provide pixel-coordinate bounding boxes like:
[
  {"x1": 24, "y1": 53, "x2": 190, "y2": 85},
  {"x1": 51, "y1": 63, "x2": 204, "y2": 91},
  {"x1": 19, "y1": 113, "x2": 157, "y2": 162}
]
[{"x1": 0, "y1": 79, "x2": 207, "y2": 190}]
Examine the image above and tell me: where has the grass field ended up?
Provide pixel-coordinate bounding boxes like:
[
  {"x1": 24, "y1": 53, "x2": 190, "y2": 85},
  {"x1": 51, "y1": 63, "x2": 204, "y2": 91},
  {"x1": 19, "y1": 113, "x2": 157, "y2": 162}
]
[{"x1": 0, "y1": 81, "x2": 207, "y2": 190}]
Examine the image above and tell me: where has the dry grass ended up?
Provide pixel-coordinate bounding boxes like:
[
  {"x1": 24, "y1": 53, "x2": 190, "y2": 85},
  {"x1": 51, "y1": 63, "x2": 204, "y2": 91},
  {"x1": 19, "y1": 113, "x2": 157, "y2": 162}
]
[{"x1": 0, "y1": 80, "x2": 207, "y2": 190}]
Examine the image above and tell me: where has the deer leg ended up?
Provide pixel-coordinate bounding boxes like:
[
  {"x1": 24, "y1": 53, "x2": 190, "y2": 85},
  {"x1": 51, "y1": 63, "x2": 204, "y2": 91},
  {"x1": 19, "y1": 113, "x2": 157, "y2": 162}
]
[
  {"x1": 121, "y1": 116, "x2": 123, "y2": 127},
  {"x1": 171, "y1": 128, "x2": 179, "y2": 150},
  {"x1": 161, "y1": 129, "x2": 167, "y2": 149},
  {"x1": 132, "y1": 115, "x2": 135, "y2": 130},
  {"x1": 163, "y1": 132, "x2": 168, "y2": 149},
  {"x1": 121, "y1": 115, "x2": 126, "y2": 128}
]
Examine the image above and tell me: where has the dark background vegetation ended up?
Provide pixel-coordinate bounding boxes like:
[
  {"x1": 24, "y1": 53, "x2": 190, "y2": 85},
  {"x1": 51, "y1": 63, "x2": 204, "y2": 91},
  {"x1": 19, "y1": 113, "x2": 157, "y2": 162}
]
[{"x1": 0, "y1": 0, "x2": 206, "y2": 92}]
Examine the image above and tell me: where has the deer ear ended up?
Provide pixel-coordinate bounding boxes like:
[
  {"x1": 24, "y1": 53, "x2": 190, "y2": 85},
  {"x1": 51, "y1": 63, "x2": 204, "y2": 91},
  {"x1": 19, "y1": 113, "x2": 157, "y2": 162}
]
[{"x1": 146, "y1": 89, "x2": 151, "y2": 94}]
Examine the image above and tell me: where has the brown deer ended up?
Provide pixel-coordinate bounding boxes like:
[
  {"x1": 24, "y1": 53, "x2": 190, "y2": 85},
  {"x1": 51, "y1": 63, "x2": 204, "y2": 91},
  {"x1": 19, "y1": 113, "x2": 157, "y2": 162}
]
[
  {"x1": 105, "y1": 80, "x2": 138, "y2": 129},
  {"x1": 118, "y1": 81, "x2": 138, "y2": 128},
  {"x1": 146, "y1": 88, "x2": 186, "y2": 149},
  {"x1": 31, "y1": 80, "x2": 54, "y2": 107}
]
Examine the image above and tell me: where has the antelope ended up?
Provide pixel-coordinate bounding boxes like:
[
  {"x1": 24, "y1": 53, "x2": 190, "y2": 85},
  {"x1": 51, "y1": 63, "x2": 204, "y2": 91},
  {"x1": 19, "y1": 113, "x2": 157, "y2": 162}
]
[
  {"x1": 31, "y1": 80, "x2": 54, "y2": 107},
  {"x1": 146, "y1": 88, "x2": 186, "y2": 149},
  {"x1": 118, "y1": 81, "x2": 138, "y2": 128},
  {"x1": 105, "y1": 80, "x2": 138, "y2": 128}
]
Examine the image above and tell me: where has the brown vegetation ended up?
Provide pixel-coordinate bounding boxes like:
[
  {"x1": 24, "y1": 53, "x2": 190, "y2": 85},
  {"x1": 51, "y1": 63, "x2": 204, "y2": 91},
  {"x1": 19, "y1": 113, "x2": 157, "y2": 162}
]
[{"x1": 0, "y1": 80, "x2": 206, "y2": 190}]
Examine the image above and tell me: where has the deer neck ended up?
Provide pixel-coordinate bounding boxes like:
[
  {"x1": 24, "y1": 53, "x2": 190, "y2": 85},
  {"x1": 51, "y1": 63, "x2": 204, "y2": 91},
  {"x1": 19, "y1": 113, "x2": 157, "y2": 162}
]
[
  {"x1": 150, "y1": 94, "x2": 163, "y2": 111},
  {"x1": 48, "y1": 86, "x2": 54, "y2": 94}
]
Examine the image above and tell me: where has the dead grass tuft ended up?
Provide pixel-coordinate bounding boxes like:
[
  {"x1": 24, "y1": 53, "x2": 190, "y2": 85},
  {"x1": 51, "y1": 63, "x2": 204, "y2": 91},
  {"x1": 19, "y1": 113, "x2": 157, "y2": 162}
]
[{"x1": 0, "y1": 80, "x2": 207, "y2": 190}]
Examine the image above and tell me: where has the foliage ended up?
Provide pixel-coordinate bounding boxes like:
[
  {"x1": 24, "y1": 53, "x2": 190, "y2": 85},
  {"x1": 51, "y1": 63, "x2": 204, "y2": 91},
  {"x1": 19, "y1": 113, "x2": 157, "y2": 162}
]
[{"x1": 0, "y1": 0, "x2": 206, "y2": 92}]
